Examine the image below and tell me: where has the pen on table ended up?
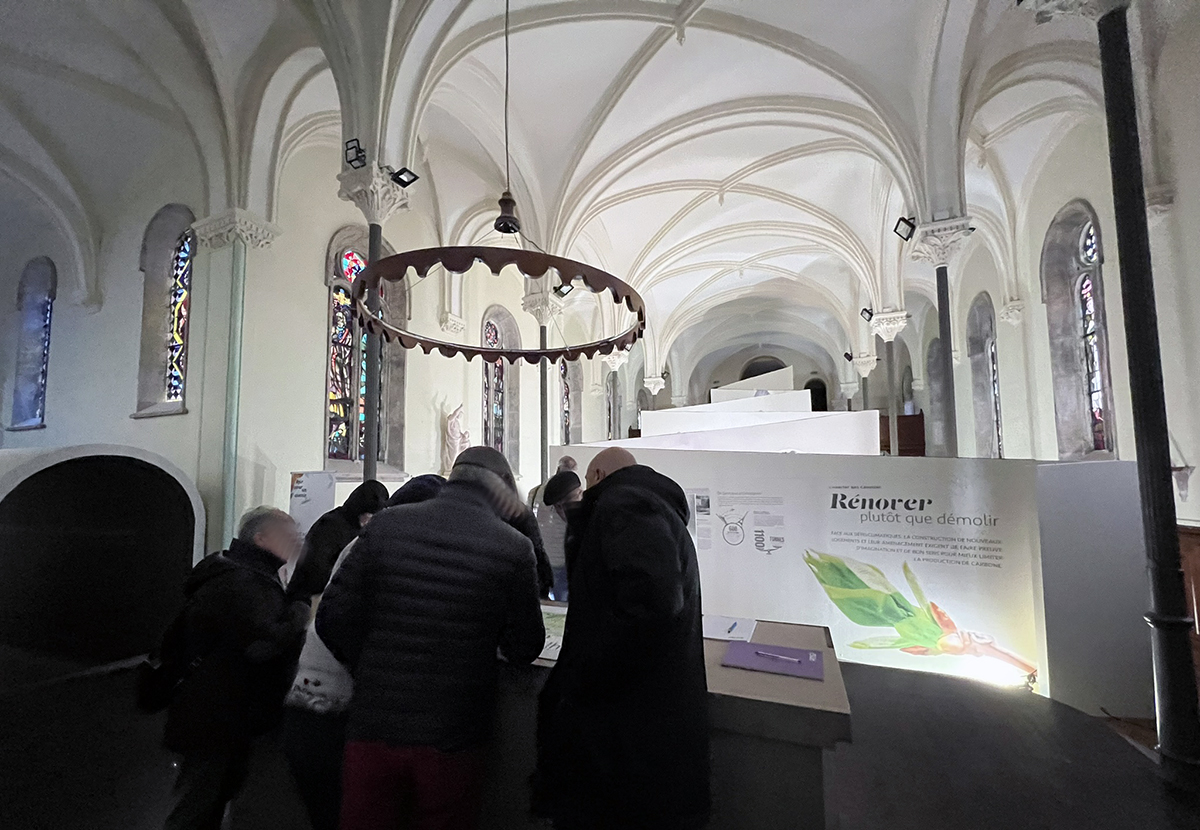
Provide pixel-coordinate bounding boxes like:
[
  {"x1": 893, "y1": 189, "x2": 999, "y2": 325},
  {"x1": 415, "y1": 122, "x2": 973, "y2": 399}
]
[
  {"x1": 755, "y1": 650, "x2": 804, "y2": 663},
  {"x1": 726, "y1": 621, "x2": 738, "y2": 634}
]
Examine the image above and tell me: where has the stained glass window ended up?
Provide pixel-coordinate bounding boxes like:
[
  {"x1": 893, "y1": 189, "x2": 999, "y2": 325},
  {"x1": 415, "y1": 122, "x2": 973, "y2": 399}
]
[
  {"x1": 1080, "y1": 222, "x2": 1099, "y2": 266},
  {"x1": 560, "y1": 360, "x2": 571, "y2": 445},
  {"x1": 483, "y1": 321, "x2": 505, "y2": 453},
  {"x1": 989, "y1": 339, "x2": 1003, "y2": 458},
  {"x1": 328, "y1": 286, "x2": 356, "y2": 459},
  {"x1": 1079, "y1": 276, "x2": 1106, "y2": 451},
  {"x1": 165, "y1": 230, "x2": 194, "y2": 403},
  {"x1": 341, "y1": 250, "x2": 366, "y2": 282}
]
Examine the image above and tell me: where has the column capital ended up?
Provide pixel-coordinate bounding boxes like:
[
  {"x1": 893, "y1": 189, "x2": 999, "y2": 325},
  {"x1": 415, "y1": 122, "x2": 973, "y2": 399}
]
[
  {"x1": 337, "y1": 167, "x2": 409, "y2": 225},
  {"x1": 439, "y1": 312, "x2": 466, "y2": 335},
  {"x1": 911, "y1": 377, "x2": 927, "y2": 393},
  {"x1": 1147, "y1": 184, "x2": 1175, "y2": 221},
  {"x1": 852, "y1": 355, "x2": 877, "y2": 379},
  {"x1": 193, "y1": 209, "x2": 281, "y2": 249},
  {"x1": 644, "y1": 376, "x2": 667, "y2": 396},
  {"x1": 1022, "y1": 0, "x2": 1125, "y2": 24},
  {"x1": 910, "y1": 217, "x2": 974, "y2": 266},
  {"x1": 839, "y1": 380, "x2": 861, "y2": 399},
  {"x1": 521, "y1": 289, "x2": 563, "y2": 326},
  {"x1": 671, "y1": 394, "x2": 688, "y2": 408},
  {"x1": 870, "y1": 310, "x2": 909, "y2": 342},
  {"x1": 999, "y1": 299, "x2": 1026, "y2": 327},
  {"x1": 602, "y1": 350, "x2": 630, "y2": 373}
]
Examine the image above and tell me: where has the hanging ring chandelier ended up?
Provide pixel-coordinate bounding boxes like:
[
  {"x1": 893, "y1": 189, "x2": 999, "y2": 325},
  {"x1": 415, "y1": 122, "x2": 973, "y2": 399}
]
[{"x1": 352, "y1": 247, "x2": 646, "y2": 364}]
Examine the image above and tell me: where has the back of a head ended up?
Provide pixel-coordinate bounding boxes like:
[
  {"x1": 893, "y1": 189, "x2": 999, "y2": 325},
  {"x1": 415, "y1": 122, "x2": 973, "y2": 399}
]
[
  {"x1": 387, "y1": 474, "x2": 447, "y2": 508},
  {"x1": 586, "y1": 447, "x2": 637, "y2": 489},
  {"x1": 543, "y1": 470, "x2": 582, "y2": 507},
  {"x1": 558, "y1": 456, "x2": 578, "y2": 473},
  {"x1": 344, "y1": 480, "x2": 389, "y2": 517},
  {"x1": 237, "y1": 506, "x2": 291, "y2": 544},
  {"x1": 450, "y1": 446, "x2": 524, "y2": 520}
]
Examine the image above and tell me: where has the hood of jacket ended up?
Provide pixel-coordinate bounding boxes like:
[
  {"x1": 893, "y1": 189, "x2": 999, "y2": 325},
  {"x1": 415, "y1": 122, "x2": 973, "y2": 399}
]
[
  {"x1": 341, "y1": 480, "x2": 389, "y2": 521},
  {"x1": 585, "y1": 464, "x2": 690, "y2": 525}
]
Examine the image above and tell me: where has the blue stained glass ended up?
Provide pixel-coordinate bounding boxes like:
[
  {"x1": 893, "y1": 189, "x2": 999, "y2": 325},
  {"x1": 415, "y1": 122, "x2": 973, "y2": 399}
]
[{"x1": 165, "y1": 230, "x2": 194, "y2": 402}]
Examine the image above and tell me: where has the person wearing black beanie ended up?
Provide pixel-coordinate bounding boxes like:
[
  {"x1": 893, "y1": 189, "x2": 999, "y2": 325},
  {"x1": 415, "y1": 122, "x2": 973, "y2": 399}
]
[{"x1": 289, "y1": 480, "x2": 388, "y2": 598}]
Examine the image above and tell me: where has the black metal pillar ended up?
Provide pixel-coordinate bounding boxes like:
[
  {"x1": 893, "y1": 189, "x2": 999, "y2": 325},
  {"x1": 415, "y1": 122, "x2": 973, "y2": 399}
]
[
  {"x1": 540, "y1": 324, "x2": 549, "y2": 484},
  {"x1": 936, "y1": 264, "x2": 958, "y2": 457},
  {"x1": 861, "y1": 377, "x2": 869, "y2": 411},
  {"x1": 363, "y1": 223, "x2": 382, "y2": 482},
  {"x1": 1098, "y1": 7, "x2": 1200, "y2": 780},
  {"x1": 886, "y1": 339, "x2": 900, "y2": 456}
]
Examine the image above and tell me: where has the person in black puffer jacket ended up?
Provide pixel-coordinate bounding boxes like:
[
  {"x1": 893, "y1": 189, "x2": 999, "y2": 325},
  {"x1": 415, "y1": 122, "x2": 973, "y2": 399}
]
[
  {"x1": 317, "y1": 447, "x2": 545, "y2": 830},
  {"x1": 162, "y1": 507, "x2": 313, "y2": 830},
  {"x1": 288, "y1": 480, "x2": 388, "y2": 598}
]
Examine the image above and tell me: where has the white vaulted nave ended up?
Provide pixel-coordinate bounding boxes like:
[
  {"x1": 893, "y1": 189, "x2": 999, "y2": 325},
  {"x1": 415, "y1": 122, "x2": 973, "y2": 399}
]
[{"x1": 3, "y1": 1, "x2": 1200, "y2": 829}]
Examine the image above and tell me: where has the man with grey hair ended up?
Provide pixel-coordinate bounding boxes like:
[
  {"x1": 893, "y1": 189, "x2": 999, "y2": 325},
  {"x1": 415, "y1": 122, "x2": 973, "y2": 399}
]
[
  {"x1": 318, "y1": 447, "x2": 545, "y2": 830},
  {"x1": 161, "y1": 506, "x2": 313, "y2": 830}
]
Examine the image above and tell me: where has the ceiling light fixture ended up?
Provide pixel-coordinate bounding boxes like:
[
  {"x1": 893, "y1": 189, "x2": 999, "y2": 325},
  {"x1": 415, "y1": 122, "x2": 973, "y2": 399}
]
[
  {"x1": 861, "y1": 308, "x2": 874, "y2": 323},
  {"x1": 387, "y1": 166, "x2": 420, "y2": 188},
  {"x1": 894, "y1": 216, "x2": 917, "y2": 242},
  {"x1": 351, "y1": 0, "x2": 642, "y2": 364},
  {"x1": 843, "y1": 352, "x2": 854, "y2": 363},
  {"x1": 344, "y1": 139, "x2": 367, "y2": 169}
]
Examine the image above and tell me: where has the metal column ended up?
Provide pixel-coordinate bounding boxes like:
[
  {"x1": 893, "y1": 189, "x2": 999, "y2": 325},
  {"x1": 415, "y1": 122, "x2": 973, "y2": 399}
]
[
  {"x1": 540, "y1": 324, "x2": 549, "y2": 483},
  {"x1": 363, "y1": 223, "x2": 383, "y2": 482},
  {"x1": 936, "y1": 264, "x2": 958, "y2": 457}
]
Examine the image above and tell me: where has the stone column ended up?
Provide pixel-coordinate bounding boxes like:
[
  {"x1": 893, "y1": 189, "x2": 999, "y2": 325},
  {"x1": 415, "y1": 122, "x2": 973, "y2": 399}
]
[
  {"x1": 852, "y1": 355, "x2": 876, "y2": 411},
  {"x1": 338, "y1": 168, "x2": 408, "y2": 482},
  {"x1": 872, "y1": 311, "x2": 908, "y2": 456},
  {"x1": 193, "y1": 209, "x2": 281, "y2": 545},
  {"x1": 911, "y1": 218, "x2": 973, "y2": 457}
]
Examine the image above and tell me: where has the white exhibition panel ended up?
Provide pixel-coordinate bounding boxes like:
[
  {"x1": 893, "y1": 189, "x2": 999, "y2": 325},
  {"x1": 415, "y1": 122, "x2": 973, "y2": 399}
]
[
  {"x1": 669, "y1": 390, "x2": 812, "y2": 414},
  {"x1": 595, "y1": 410, "x2": 880, "y2": 455},
  {"x1": 641, "y1": 409, "x2": 829, "y2": 438},
  {"x1": 713, "y1": 365, "x2": 795, "y2": 394},
  {"x1": 553, "y1": 446, "x2": 1049, "y2": 692},
  {"x1": 1035, "y1": 461, "x2": 1153, "y2": 717}
]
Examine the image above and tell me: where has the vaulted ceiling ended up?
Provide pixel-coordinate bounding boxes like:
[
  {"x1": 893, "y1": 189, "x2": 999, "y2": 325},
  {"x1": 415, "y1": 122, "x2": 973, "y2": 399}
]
[{"x1": 0, "y1": 0, "x2": 1119, "y2": 385}]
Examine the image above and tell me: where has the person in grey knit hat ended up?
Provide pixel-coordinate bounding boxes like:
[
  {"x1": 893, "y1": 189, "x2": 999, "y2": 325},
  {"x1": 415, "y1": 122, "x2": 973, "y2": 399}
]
[{"x1": 317, "y1": 447, "x2": 544, "y2": 830}]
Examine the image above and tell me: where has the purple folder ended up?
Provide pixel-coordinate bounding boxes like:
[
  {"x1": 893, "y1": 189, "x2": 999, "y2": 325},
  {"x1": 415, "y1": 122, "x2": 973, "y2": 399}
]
[{"x1": 722, "y1": 641, "x2": 825, "y2": 681}]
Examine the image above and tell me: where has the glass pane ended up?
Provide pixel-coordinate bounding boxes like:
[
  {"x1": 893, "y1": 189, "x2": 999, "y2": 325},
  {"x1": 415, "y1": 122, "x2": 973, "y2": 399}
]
[
  {"x1": 328, "y1": 287, "x2": 355, "y2": 459},
  {"x1": 166, "y1": 230, "x2": 194, "y2": 403},
  {"x1": 1080, "y1": 223, "x2": 1099, "y2": 265},
  {"x1": 341, "y1": 250, "x2": 366, "y2": 283}
]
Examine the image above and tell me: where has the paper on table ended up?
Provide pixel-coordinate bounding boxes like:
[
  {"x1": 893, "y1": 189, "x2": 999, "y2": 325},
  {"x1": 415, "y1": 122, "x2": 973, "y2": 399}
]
[
  {"x1": 703, "y1": 615, "x2": 758, "y2": 642},
  {"x1": 721, "y1": 641, "x2": 825, "y2": 681},
  {"x1": 539, "y1": 605, "x2": 568, "y2": 661}
]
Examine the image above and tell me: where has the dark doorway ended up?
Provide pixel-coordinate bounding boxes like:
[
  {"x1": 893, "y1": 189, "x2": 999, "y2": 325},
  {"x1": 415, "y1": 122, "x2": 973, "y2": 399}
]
[
  {"x1": 804, "y1": 379, "x2": 828, "y2": 411},
  {"x1": 0, "y1": 455, "x2": 194, "y2": 674},
  {"x1": 739, "y1": 356, "x2": 786, "y2": 381}
]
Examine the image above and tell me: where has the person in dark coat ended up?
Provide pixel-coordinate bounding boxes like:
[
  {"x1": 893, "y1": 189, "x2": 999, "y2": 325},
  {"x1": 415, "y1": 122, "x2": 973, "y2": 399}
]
[
  {"x1": 317, "y1": 447, "x2": 546, "y2": 830},
  {"x1": 510, "y1": 505, "x2": 554, "y2": 598},
  {"x1": 282, "y1": 474, "x2": 447, "y2": 830},
  {"x1": 535, "y1": 447, "x2": 710, "y2": 830},
  {"x1": 288, "y1": 480, "x2": 387, "y2": 598},
  {"x1": 162, "y1": 507, "x2": 313, "y2": 830}
]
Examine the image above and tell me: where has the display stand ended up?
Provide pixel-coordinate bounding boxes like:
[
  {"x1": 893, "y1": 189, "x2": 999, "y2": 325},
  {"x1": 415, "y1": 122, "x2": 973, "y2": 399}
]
[{"x1": 478, "y1": 621, "x2": 852, "y2": 830}]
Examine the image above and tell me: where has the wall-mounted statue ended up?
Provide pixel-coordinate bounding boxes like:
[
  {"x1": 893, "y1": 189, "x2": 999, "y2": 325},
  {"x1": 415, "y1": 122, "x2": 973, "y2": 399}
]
[{"x1": 442, "y1": 404, "x2": 471, "y2": 476}]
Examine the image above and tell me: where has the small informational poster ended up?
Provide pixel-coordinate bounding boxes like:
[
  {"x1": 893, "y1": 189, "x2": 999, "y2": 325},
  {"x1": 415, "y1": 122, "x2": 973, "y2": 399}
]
[
  {"x1": 289, "y1": 471, "x2": 337, "y2": 537},
  {"x1": 539, "y1": 605, "x2": 568, "y2": 662},
  {"x1": 685, "y1": 488, "x2": 713, "y2": 550}
]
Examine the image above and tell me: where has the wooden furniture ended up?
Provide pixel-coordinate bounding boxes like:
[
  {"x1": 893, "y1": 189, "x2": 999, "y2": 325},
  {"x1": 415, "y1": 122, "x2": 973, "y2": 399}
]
[
  {"x1": 1178, "y1": 525, "x2": 1200, "y2": 707},
  {"x1": 879, "y1": 412, "x2": 926, "y2": 456},
  {"x1": 479, "y1": 621, "x2": 852, "y2": 830}
]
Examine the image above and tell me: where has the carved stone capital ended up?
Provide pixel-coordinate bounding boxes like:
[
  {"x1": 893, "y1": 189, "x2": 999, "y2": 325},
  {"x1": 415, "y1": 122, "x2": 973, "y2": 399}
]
[
  {"x1": 521, "y1": 290, "x2": 563, "y2": 326},
  {"x1": 193, "y1": 209, "x2": 281, "y2": 249},
  {"x1": 337, "y1": 167, "x2": 409, "y2": 225},
  {"x1": 998, "y1": 300, "x2": 1025, "y2": 327},
  {"x1": 1147, "y1": 184, "x2": 1175, "y2": 221},
  {"x1": 439, "y1": 312, "x2": 466, "y2": 336},
  {"x1": 602, "y1": 350, "x2": 630, "y2": 373},
  {"x1": 909, "y1": 217, "x2": 974, "y2": 267},
  {"x1": 839, "y1": 381, "x2": 861, "y2": 399},
  {"x1": 671, "y1": 395, "x2": 689, "y2": 408},
  {"x1": 590, "y1": 382, "x2": 607, "y2": 399},
  {"x1": 1023, "y1": 0, "x2": 1121, "y2": 24},
  {"x1": 870, "y1": 310, "x2": 908, "y2": 343},
  {"x1": 644, "y1": 376, "x2": 667, "y2": 396},
  {"x1": 911, "y1": 377, "x2": 927, "y2": 393},
  {"x1": 852, "y1": 355, "x2": 877, "y2": 379}
]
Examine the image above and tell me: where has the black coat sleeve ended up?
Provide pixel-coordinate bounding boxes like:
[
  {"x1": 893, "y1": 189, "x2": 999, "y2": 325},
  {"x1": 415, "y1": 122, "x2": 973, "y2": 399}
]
[
  {"x1": 290, "y1": 512, "x2": 353, "y2": 597},
  {"x1": 315, "y1": 538, "x2": 371, "y2": 670},
  {"x1": 216, "y1": 576, "x2": 309, "y2": 664},
  {"x1": 498, "y1": 539, "x2": 547, "y2": 665},
  {"x1": 569, "y1": 495, "x2": 686, "y2": 698},
  {"x1": 512, "y1": 509, "x2": 554, "y2": 598}
]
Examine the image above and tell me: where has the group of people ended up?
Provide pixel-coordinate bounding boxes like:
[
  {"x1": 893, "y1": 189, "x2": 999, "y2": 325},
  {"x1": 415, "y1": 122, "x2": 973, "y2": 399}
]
[{"x1": 155, "y1": 445, "x2": 710, "y2": 830}]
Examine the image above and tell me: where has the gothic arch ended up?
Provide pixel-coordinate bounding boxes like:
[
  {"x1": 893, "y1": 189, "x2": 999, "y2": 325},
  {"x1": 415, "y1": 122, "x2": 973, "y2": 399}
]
[
  {"x1": 967, "y1": 292, "x2": 1002, "y2": 459},
  {"x1": 481, "y1": 305, "x2": 521, "y2": 470},
  {"x1": 134, "y1": 204, "x2": 194, "y2": 417},
  {"x1": 1040, "y1": 200, "x2": 1114, "y2": 459}
]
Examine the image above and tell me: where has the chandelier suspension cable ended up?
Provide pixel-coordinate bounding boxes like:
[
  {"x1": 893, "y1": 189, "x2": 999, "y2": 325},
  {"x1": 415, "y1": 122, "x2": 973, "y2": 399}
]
[{"x1": 503, "y1": 0, "x2": 511, "y2": 192}]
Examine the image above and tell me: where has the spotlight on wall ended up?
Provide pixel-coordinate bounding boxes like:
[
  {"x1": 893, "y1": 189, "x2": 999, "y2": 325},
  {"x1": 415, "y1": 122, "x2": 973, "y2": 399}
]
[
  {"x1": 843, "y1": 352, "x2": 854, "y2": 363},
  {"x1": 344, "y1": 139, "x2": 367, "y2": 169},
  {"x1": 388, "y1": 166, "x2": 420, "y2": 188},
  {"x1": 553, "y1": 283, "x2": 574, "y2": 298},
  {"x1": 893, "y1": 216, "x2": 917, "y2": 242},
  {"x1": 861, "y1": 308, "x2": 874, "y2": 323}
]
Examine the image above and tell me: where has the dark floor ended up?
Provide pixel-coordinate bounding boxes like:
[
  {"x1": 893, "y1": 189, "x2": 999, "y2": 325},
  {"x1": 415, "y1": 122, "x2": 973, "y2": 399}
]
[{"x1": 1, "y1": 664, "x2": 1196, "y2": 830}]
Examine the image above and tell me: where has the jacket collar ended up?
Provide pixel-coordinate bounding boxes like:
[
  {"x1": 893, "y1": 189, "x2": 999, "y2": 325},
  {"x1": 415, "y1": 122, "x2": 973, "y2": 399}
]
[{"x1": 226, "y1": 538, "x2": 287, "y2": 580}]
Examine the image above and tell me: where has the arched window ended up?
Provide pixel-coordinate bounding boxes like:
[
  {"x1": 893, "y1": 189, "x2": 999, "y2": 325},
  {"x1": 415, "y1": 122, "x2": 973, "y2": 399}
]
[
  {"x1": 560, "y1": 360, "x2": 571, "y2": 445},
  {"x1": 9, "y1": 258, "x2": 57, "y2": 430},
  {"x1": 135, "y1": 204, "x2": 195, "y2": 416},
  {"x1": 562, "y1": 360, "x2": 583, "y2": 444},
  {"x1": 606, "y1": 371, "x2": 620, "y2": 440},
  {"x1": 481, "y1": 306, "x2": 521, "y2": 468},
  {"x1": 804, "y1": 378, "x2": 828, "y2": 412},
  {"x1": 324, "y1": 228, "x2": 407, "y2": 471},
  {"x1": 636, "y1": 387, "x2": 653, "y2": 430},
  {"x1": 1041, "y1": 204, "x2": 1115, "y2": 458},
  {"x1": 967, "y1": 293, "x2": 1002, "y2": 458}
]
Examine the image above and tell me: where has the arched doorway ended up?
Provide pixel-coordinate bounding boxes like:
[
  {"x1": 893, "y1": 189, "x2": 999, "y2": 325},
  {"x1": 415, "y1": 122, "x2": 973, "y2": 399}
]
[
  {"x1": 0, "y1": 450, "x2": 199, "y2": 683},
  {"x1": 804, "y1": 378, "x2": 829, "y2": 412},
  {"x1": 740, "y1": 356, "x2": 787, "y2": 380}
]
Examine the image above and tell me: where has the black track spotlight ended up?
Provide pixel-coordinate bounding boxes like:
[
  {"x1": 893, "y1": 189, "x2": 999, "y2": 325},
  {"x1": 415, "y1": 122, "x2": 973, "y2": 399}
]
[
  {"x1": 553, "y1": 283, "x2": 574, "y2": 298},
  {"x1": 344, "y1": 139, "x2": 367, "y2": 169},
  {"x1": 389, "y1": 166, "x2": 420, "y2": 188},
  {"x1": 861, "y1": 308, "x2": 874, "y2": 323},
  {"x1": 893, "y1": 216, "x2": 916, "y2": 242},
  {"x1": 843, "y1": 352, "x2": 854, "y2": 363}
]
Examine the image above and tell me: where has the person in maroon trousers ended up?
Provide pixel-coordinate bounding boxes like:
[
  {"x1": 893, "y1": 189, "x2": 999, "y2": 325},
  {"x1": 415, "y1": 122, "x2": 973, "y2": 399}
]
[{"x1": 317, "y1": 448, "x2": 545, "y2": 830}]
